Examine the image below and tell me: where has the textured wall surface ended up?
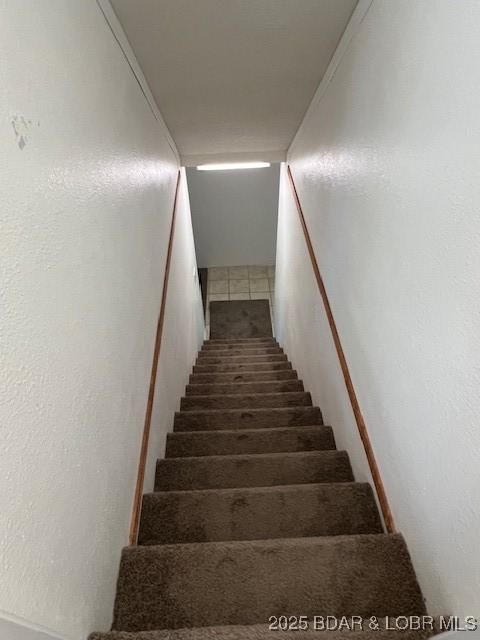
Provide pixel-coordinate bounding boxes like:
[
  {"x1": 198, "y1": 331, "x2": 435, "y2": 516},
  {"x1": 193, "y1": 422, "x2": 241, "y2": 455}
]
[
  {"x1": 0, "y1": 2, "x2": 202, "y2": 638},
  {"x1": 278, "y1": 0, "x2": 480, "y2": 616},
  {"x1": 145, "y1": 168, "x2": 205, "y2": 498},
  {"x1": 187, "y1": 164, "x2": 279, "y2": 267},
  {"x1": 0, "y1": 616, "x2": 65, "y2": 640},
  {"x1": 275, "y1": 162, "x2": 378, "y2": 506}
]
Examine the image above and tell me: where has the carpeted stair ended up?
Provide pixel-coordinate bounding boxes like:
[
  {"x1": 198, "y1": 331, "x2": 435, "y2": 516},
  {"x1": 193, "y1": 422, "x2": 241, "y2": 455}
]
[{"x1": 90, "y1": 338, "x2": 428, "y2": 640}]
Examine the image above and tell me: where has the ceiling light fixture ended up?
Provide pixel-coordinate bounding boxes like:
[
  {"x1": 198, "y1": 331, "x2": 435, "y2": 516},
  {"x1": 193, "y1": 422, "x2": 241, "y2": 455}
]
[{"x1": 196, "y1": 162, "x2": 271, "y2": 171}]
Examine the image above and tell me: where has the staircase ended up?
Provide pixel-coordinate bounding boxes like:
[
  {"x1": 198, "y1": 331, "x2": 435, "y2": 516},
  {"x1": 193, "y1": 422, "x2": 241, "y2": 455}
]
[{"x1": 90, "y1": 338, "x2": 427, "y2": 640}]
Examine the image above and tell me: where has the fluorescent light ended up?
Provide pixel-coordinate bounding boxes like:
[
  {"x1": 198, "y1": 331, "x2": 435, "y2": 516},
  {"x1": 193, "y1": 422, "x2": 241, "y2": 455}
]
[{"x1": 197, "y1": 162, "x2": 271, "y2": 171}]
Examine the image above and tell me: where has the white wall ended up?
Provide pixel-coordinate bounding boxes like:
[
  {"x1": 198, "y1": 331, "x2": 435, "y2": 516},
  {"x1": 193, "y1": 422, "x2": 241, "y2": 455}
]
[
  {"x1": 186, "y1": 164, "x2": 279, "y2": 267},
  {"x1": 275, "y1": 161, "x2": 378, "y2": 507},
  {"x1": 276, "y1": 0, "x2": 480, "y2": 617},
  {"x1": 145, "y1": 169, "x2": 205, "y2": 497},
  {"x1": 0, "y1": 2, "x2": 203, "y2": 639}
]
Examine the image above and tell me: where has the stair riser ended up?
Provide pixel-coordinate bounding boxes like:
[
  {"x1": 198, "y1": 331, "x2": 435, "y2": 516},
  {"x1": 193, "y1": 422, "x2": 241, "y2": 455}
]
[
  {"x1": 189, "y1": 370, "x2": 298, "y2": 384},
  {"x1": 192, "y1": 362, "x2": 292, "y2": 373},
  {"x1": 113, "y1": 534, "x2": 425, "y2": 631},
  {"x1": 173, "y1": 406, "x2": 322, "y2": 432},
  {"x1": 180, "y1": 392, "x2": 312, "y2": 411},
  {"x1": 185, "y1": 380, "x2": 304, "y2": 395},
  {"x1": 196, "y1": 354, "x2": 288, "y2": 365},
  {"x1": 200, "y1": 347, "x2": 283, "y2": 356},
  {"x1": 155, "y1": 451, "x2": 352, "y2": 491},
  {"x1": 165, "y1": 426, "x2": 336, "y2": 457},
  {"x1": 138, "y1": 483, "x2": 383, "y2": 545}
]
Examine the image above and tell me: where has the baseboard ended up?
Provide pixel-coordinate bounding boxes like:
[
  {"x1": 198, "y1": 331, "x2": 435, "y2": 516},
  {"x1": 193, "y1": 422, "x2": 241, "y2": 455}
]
[{"x1": 0, "y1": 612, "x2": 70, "y2": 640}]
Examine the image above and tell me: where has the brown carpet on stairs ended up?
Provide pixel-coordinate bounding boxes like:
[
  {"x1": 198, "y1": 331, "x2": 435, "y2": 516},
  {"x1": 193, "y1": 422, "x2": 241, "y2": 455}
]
[
  {"x1": 89, "y1": 627, "x2": 436, "y2": 640},
  {"x1": 89, "y1": 338, "x2": 429, "y2": 640},
  {"x1": 209, "y1": 300, "x2": 272, "y2": 339}
]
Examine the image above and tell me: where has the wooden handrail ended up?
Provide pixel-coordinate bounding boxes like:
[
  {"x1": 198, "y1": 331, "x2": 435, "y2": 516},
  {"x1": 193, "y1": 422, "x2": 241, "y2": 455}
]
[
  {"x1": 287, "y1": 165, "x2": 395, "y2": 534},
  {"x1": 129, "y1": 170, "x2": 181, "y2": 545}
]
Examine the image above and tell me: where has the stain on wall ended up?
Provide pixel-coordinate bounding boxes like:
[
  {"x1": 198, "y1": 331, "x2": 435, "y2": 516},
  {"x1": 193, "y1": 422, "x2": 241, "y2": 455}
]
[{"x1": 11, "y1": 115, "x2": 39, "y2": 150}]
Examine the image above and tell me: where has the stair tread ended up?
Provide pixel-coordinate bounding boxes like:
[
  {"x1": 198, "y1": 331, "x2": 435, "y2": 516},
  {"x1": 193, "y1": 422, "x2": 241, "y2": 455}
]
[
  {"x1": 174, "y1": 405, "x2": 323, "y2": 432},
  {"x1": 168, "y1": 424, "x2": 332, "y2": 436},
  {"x1": 167, "y1": 424, "x2": 331, "y2": 437},
  {"x1": 165, "y1": 425, "x2": 336, "y2": 457},
  {"x1": 201, "y1": 350, "x2": 283, "y2": 354},
  {"x1": 189, "y1": 370, "x2": 298, "y2": 383},
  {"x1": 199, "y1": 347, "x2": 283, "y2": 355},
  {"x1": 185, "y1": 380, "x2": 304, "y2": 395},
  {"x1": 180, "y1": 391, "x2": 312, "y2": 411},
  {"x1": 177, "y1": 405, "x2": 318, "y2": 414},
  {"x1": 163, "y1": 449, "x2": 344, "y2": 461},
  {"x1": 197, "y1": 359, "x2": 288, "y2": 364},
  {"x1": 138, "y1": 482, "x2": 383, "y2": 545},
  {"x1": 112, "y1": 534, "x2": 425, "y2": 631},
  {"x1": 146, "y1": 480, "x2": 372, "y2": 497},
  {"x1": 197, "y1": 354, "x2": 288, "y2": 362},
  {"x1": 205, "y1": 338, "x2": 278, "y2": 343},
  {"x1": 201, "y1": 346, "x2": 279, "y2": 350},
  {"x1": 192, "y1": 363, "x2": 293, "y2": 373},
  {"x1": 155, "y1": 450, "x2": 353, "y2": 491},
  {"x1": 182, "y1": 391, "x2": 310, "y2": 400},
  {"x1": 202, "y1": 344, "x2": 279, "y2": 349}
]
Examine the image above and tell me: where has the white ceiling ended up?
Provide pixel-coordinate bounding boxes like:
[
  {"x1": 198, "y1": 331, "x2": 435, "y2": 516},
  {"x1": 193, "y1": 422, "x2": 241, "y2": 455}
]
[{"x1": 110, "y1": 0, "x2": 357, "y2": 165}]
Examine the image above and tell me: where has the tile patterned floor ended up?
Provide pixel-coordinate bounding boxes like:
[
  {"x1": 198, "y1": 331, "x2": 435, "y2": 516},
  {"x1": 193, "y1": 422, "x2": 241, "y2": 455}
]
[{"x1": 205, "y1": 265, "x2": 275, "y2": 338}]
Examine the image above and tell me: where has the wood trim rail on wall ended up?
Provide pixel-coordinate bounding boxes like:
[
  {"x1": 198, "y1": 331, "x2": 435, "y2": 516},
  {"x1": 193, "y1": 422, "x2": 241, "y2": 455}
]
[
  {"x1": 129, "y1": 170, "x2": 181, "y2": 545},
  {"x1": 287, "y1": 165, "x2": 395, "y2": 534}
]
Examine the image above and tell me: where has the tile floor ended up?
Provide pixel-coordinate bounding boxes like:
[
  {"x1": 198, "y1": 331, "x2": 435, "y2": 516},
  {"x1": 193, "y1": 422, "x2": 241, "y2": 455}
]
[{"x1": 205, "y1": 265, "x2": 275, "y2": 337}]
